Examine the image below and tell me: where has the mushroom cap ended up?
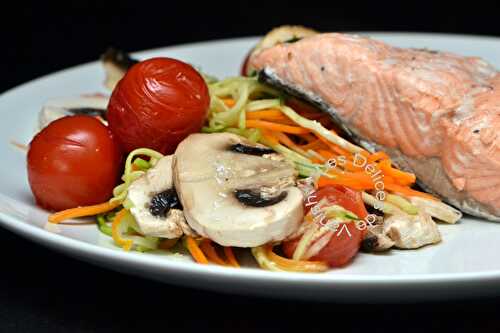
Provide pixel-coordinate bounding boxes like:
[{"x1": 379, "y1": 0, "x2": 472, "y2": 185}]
[{"x1": 173, "y1": 133, "x2": 304, "y2": 247}]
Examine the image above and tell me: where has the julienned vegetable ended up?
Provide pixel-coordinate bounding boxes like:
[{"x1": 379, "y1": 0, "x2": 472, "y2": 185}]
[
  {"x1": 27, "y1": 115, "x2": 122, "y2": 211},
  {"x1": 107, "y1": 57, "x2": 210, "y2": 155}
]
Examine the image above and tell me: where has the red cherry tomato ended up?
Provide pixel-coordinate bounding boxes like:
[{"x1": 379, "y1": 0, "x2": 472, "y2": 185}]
[
  {"x1": 283, "y1": 185, "x2": 368, "y2": 267},
  {"x1": 107, "y1": 57, "x2": 210, "y2": 154},
  {"x1": 27, "y1": 115, "x2": 122, "y2": 211}
]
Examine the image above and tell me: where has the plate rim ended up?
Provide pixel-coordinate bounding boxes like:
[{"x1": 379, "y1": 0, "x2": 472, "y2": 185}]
[{"x1": 2, "y1": 32, "x2": 500, "y2": 290}]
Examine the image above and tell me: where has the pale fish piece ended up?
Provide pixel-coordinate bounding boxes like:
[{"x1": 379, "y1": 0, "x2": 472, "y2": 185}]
[{"x1": 384, "y1": 212, "x2": 441, "y2": 249}]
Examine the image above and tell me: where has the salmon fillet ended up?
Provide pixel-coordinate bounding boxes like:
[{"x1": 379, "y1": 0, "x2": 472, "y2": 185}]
[{"x1": 249, "y1": 33, "x2": 500, "y2": 221}]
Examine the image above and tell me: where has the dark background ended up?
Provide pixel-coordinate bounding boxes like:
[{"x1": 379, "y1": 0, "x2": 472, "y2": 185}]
[{"x1": 2, "y1": 2, "x2": 500, "y2": 332}]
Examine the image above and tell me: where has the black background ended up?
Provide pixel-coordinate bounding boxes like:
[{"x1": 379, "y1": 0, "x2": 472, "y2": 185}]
[{"x1": 2, "y1": 1, "x2": 500, "y2": 332}]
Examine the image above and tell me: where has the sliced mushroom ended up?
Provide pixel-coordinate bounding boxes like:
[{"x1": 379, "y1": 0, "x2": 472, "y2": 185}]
[
  {"x1": 173, "y1": 133, "x2": 304, "y2": 247},
  {"x1": 101, "y1": 48, "x2": 138, "y2": 90},
  {"x1": 127, "y1": 155, "x2": 195, "y2": 239},
  {"x1": 383, "y1": 212, "x2": 441, "y2": 249},
  {"x1": 38, "y1": 95, "x2": 109, "y2": 130}
]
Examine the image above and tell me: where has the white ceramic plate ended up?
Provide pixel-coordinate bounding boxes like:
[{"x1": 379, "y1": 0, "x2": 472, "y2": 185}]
[{"x1": 2, "y1": 33, "x2": 500, "y2": 302}]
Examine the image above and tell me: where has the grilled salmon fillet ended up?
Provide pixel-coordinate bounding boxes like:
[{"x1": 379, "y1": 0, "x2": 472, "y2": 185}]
[{"x1": 249, "y1": 33, "x2": 500, "y2": 221}]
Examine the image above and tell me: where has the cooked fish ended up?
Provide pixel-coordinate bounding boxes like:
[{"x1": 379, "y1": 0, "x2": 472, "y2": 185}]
[
  {"x1": 384, "y1": 212, "x2": 441, "y2": 249},
  {"x1": 245, "y1": 25, "x2": 317, "y2": 76},
  {"x1": 249, "y1": 31, "x2": 500, "y2": 221}
]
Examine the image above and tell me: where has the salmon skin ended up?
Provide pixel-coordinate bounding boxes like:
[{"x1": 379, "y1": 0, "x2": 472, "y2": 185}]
[{"x1": 249, "y1": 33, "x2": 500, "y2": 221}]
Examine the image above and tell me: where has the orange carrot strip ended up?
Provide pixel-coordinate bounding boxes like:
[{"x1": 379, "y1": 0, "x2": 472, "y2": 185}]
[
  {"x1": 111, "y1": 209, "x2": 133, "y2": 251},
  {"x1": 48, "y1": 200, "x2": 121, "y2": 224},
  {"x1": 246, "y1": 109, "x2": 287, "y2": 121},
  {"x1": 317, "y1": 149, "x2": 336, "y2": 160},
  {"x1": 222, "y1": 98, "x2": 236, "y2": 107},
  {"x1": 265, "y1": 245, "x2": 328, "y2": 272},
  {"x1": 186, "y1": 237, "x2": 209, "y2": 265},
  {"x1": 378, "y1": 160, "x2": 416, "y2": 186},
  {"x1": 272, "y1": 132, "x2": 310, "y2": 156},
  {"x1": 384, "y1": 182, "x2": 437, "y2": 200},
  {"x1": 273, "y1": 132, "x2": 296, "y2": 147},
  {"x1": 246, "y1": 120, "x2": 310, "y2": 135},
  {"x1": 317, "y1": 174, "x2": 374, "y2": 190},
  {"x1": 260, "y1": 129, "x2": 280, "y2": 145},
  {"x1": 300, "y1": 139, "x2": 325, "y2": 151},
  {"x1": 318, "y1": 178, "x2": 372, "y2": 191},
  {"x1": 200, "y1": 239, "x2": 227, "y2": 266},
  {"x1": 314, "y1": 132, "x2": 352, "y2": 157},
  {"x1": 224, "y1": 247, "x2": 240, "y2": 268}
]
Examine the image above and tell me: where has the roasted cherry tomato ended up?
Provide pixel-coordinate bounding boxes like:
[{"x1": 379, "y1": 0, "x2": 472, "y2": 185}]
[
  {"x1": 107, "y1": 57, "x2": 210, "y2": 154},
  {"x1": 27, "y1": 115, "x2": 122, "y2": 211},
  {"x1": 283, "y1": 185, "x2": 368, "y2": 267}
]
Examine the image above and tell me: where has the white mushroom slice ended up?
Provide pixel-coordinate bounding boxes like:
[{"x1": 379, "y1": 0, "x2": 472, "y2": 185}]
[
  {"x1": 101, "y1": 48, "x2": 138, "y2": 90},
  {"x1": 127, "y1": 155, "x2": 194, "y2": 239},
  {"x1": 173, "y1": 133, "x2": 304, "y2": 247},
  {"x1": 383, "y1": 212, "x2": 441, "y2": 249},
  {"x1": 38, "y1": 95, "x2": 109, "y2": 130},
  {"x1": 409, "y1": 196, "x2": 462, "y2": 224}
]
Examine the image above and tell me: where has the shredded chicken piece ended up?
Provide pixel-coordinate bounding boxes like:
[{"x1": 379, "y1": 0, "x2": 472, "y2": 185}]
[
  {"x1": 383, "y1": 212, "x2": 441, "y2": 249},
  {"x1": 362, "y1": 224, "x2": 395, "y2": 252}
]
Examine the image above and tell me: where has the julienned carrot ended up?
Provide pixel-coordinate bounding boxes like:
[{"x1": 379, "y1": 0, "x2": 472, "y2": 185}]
[
  {"x1": 222, "y1": 98, "x2": 236, "y2": 107},
  {"x1": 317, "y1": 149, "x2": 336, "y2": 160},
  {"x1": 186, "y1": 236, "x2": 209, "y2": 264},
  {"x1": 300, "y1": 139, "x2": 325, "y2": 151},
  {"x1": 265, "y1": 245, "x2": 328, "y2": 272},
  {"x1": 272, "y1": 132, "x2": 310, "y2": 157},
  {"x1": 273, "y1": 132, "x2": 296, "y2": 147},
  {"x1": 378, "y1": 160, "x2": 416, "y2": 185},
  {"x1": 200, "y1": 239, "x2": 227, "y2": 266},
  {"x1": 246, "y1": 120, "x2": 311, "y2": 135},
  {"x1": 384, "y1": 182, "x2": 437, "y2": 200},
  {"x1": 48, "y1": 200, "x2": 121, "y2": 224},
  {"x1": 317, "y1": 175, "x2": 374, "y2": 190},
  {"x1": 112, "y1": 209, "x2": 133, "y2": 251},
  {"x1": 260, "y1": 129, "x2": 280, "y2": 146},
  {"x1": 246, "y1": 109, "x2": 288, "y2": 121},
  {"x1": 224, "y1": 247, "x2": 240, "y2": 268},
  {"x1": 315, "y1": 132, "x2": 351, "y2": 157}
]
